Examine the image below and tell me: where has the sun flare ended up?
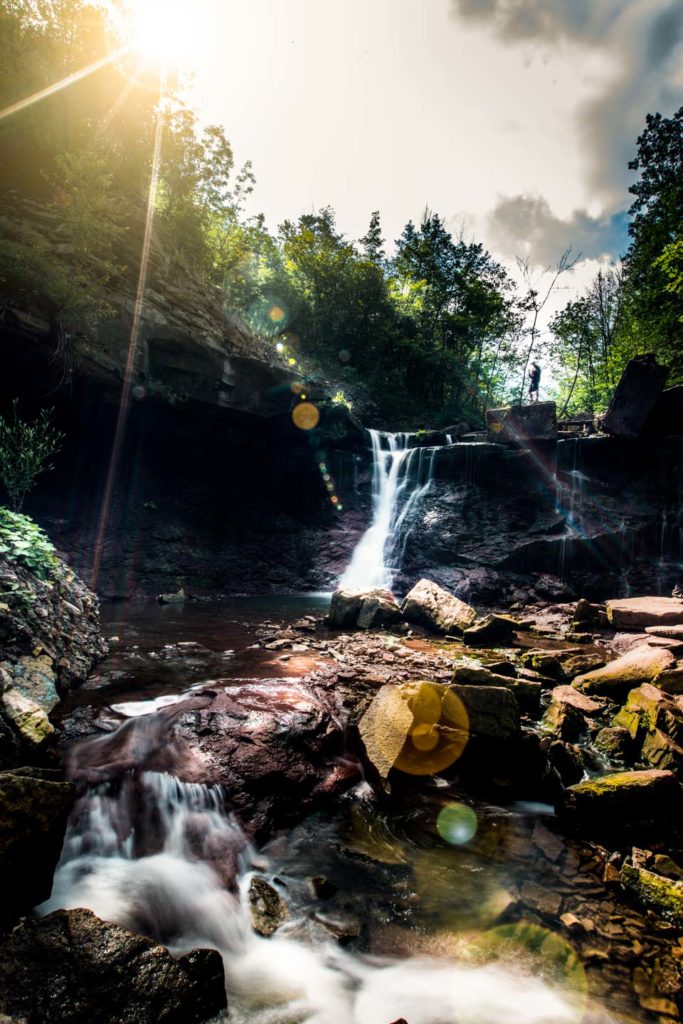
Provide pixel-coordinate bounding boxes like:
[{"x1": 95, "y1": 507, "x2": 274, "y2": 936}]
[{"x1": 130, "y1": 0, "x2": 200, "y2": 70}]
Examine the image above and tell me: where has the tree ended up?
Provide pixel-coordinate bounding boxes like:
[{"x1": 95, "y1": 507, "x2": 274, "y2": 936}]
[
  {"x1": 516, "y1": 248, "x2": 578, "y2": 405},
  {"x1": 623, "y1": 106, "x2": 683, "y2": 377},
  {"x1": 0, "y1": 401, "x2": 64, "y2": 511},
  {"x1": 360, "y1": 211, "x2": 385, "y2": 266}
]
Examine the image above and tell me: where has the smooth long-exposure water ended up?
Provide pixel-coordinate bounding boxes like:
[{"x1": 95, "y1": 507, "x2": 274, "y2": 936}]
[{"x1": 43, "y1": 599, "x2": 629, "y2": 1023}]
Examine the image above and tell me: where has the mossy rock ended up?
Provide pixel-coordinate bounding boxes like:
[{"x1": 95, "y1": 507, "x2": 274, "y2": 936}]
[{"x1": 620, "y1": 862, "x2": 683, "y2": 925}]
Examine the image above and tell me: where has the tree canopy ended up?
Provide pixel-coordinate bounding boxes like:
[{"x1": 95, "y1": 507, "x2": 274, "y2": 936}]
[{"x1": 0, "y1": 1, "x2": 681, "y2": 425}]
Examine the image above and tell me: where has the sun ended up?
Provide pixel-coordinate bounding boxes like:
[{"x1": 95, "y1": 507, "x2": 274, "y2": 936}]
[{"x1": 130, "y1": 0, "x2": 201, "y2": 71}]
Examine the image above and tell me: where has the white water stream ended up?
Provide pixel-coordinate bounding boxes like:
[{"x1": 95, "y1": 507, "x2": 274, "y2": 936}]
[
  {"x1": 41, "y1": 758, "x2": 596, "y2": 1024},
  {"x1": 340, "y1": 430, "x2": 438, "y2": 592}
]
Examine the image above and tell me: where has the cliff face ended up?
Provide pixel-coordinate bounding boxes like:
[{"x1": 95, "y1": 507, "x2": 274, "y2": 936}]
[{"x1": 1, "y1": 197, "x2": 681, "y2": 601}]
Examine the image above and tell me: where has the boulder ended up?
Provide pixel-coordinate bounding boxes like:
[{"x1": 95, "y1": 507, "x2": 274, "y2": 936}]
[
  {"x1": 656, "y1": 668, "x2": 683, "y2": 695},
  {"x1": 542, "y1": 685, "x2": 603, "y2": 741},
  {"x1": 620, "y1": 862, "x2": 683, "y2": 925},
  {"x1": 0, "y1": 767, "x2": 74, "y2": 929},
  {"x1": 557, "y1": 769, "x2": 682, "y2": 838},
  {"x1": 0, "y1": 908, "x2": 227, "y2": 1024},
  {"x1": 6, "y1": 655, "x2": 60, "y2": 713},
  {"x1": 602, "y1": 353, "x2": 668, "y2": 438},
  {"x1": 614, "y1": 683, "x2": 683, "y2": 772},
  {"x1": 614, "y1": 683, "x2": 683, "y2": 741},
  {"x1": 594, "y1": 727, "x2": 635, "y2": 763},
  {"x1": 450, "y1": 684, "x2": 521, "y2": 741},
  {"x1": 605, "y1": 596, "x2": 683, "y2": 630},
  {"x1": 358, "y1": 681, "x2": 470, "y2": 779},
  {"x1": 547, "y1": 739, "x2": 584, "y2": 786},
  {"x1": 452, "y1": 665, "x2": 540, "y2": 714},
  {"x1": 328, "y1": 587, "x2": 402, "y2": 630},
  {"x1": 401, "y1": 579, "x2": 476, "y2": 635},
  {"x1": 572, "y1": 645, "x2": 675, "y2": 697},
  {"x1": 486, "y1": 402, "x2": 557, "y2": 444},
  {"x1": 248, "y1": 876, "x2": 288, "y2": 937},
  {"x1": 645, "y1": 383, "x2": 683, "y2": 436},
  {"x1": 462, "y1": 614, "x2": 517, "y2": 647},
  {"x1": 0, "y1": 687, "x2": 54, "y2": 754}
]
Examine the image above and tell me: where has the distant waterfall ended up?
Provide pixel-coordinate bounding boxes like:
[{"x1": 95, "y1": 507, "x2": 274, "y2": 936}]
[{"x1": 340, "y1": 430, "x2": 437, "y2": 592}]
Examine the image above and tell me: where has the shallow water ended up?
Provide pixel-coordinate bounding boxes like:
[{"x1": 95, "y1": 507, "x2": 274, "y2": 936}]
[{"x1": 45, "y1": 599, "x2": 664, "y2": 1023}]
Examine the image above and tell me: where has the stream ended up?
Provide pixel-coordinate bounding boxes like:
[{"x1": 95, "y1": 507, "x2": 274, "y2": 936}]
[{"x1": 39, "y1": 598, "x2": 643, "y2": 1024}]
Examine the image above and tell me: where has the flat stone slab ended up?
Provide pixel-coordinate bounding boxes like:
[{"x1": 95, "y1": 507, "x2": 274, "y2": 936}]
[
  {"x1": 606, "y1": 597, "x2": 683, "y2": 630},
  {"x1": 646, "y1": 624, "x2": 683, "y2": 640}
]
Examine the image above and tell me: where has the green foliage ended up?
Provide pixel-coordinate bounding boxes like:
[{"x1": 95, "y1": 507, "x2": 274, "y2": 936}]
[
  {"x1": 622, "y1": 106, "x2": 683, "y2": 378},
  {"x1": 331, "y1": 390, "x2": 353, "y2": 411},
  {"x1": 0, "y1": 401, "x2": 64, "y2": 511},
  {"x1": 0, "y1": 507, "x2": 58, "y2": 578}
]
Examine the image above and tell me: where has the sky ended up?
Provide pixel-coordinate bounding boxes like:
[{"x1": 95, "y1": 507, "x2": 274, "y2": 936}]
[{"x1": 184, "y1": 0, "x2": 683, "y2": 324}]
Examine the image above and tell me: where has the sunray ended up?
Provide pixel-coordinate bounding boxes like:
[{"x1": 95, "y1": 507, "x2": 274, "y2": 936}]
[
  {"x1": 90, "y1": 83, "x2": 165, "y2": 589},
  {"x1": 96, "y1": 69, "x2": 143, "y2": 136},
  {"x1": 0, "y1": 44, "x2": 133, "y2": 123}
]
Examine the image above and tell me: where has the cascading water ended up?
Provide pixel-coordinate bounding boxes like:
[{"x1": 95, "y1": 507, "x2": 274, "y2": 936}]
[
  {"x1": 340, "y1": 430, "x2": 438, "y2": 591},
  {"x1": 40, "y1": 701, "x2": 607, "y2": 1024}
]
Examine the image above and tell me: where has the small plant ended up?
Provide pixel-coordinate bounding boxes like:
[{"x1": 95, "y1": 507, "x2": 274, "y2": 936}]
[
  {"x1": 0, "y1": 401, "x2": 64, "y2": 512},
  {"x1": 0, "y1": 508, "x2": 58, "y2": 579},
  {"x1": 331, "y1": 389, "x2": 353, "y2": 411}
]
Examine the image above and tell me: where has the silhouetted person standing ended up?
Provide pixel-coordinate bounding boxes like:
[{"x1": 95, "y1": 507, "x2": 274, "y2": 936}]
[{"x1": 528, "y1": 361, "x2": 541, "y2": 403}]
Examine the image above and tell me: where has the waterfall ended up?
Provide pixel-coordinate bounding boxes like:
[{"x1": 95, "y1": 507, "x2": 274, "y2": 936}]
[
  {"x1": 39, "y1": 712, "x2": 600, "y2": 1024},
  {"x1": 340, "y1": 430, "x2": 437, "y2": 592}
]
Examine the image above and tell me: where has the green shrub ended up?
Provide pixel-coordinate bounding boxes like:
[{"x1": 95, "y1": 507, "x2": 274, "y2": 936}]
[
  {"x1": 0, "y1": 401, "x2": 64, "y2": 511},
  {"x1": 0, "y1": 508, "x2": 58, "y2": 579}
]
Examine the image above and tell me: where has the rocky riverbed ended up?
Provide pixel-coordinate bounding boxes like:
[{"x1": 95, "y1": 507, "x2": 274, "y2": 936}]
[{"x1": 3, "y1": 548, "x2": 683, "y2": 1022}]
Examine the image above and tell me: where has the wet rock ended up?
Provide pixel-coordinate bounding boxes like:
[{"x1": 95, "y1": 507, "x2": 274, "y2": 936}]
[
  {"x1": 520, "y1": 880, "x2": 562, "y2": 917},
  {"x1": 557, "y1": 769, "x2": 683, "y2": 839},
  {"x1": 0, "y1": 767, "x2": 74, "y2": 929},
  {"x1": 328, "y1": 587, "x2": 402, "y2": 630},
  {"x1": 572, "y1": 645, "x2": 675, "y2": 697},
  {"x1": 309, "y1": 876, "x2": 338, "y2": 900},
  {"x1": 0, "y1": 907, "x2": 227, "y2": 1023},
  {"x1": 462, "y1": 614, "x2": 517, "y2": 647},
  {"x1": 547, "y1": 739, "x2": 584, "y2": 786},
  {"x1": 157, "y1": 587, "x2": 186, "y2": 604},
  {"x1": 248, "y1": 876, "x2": 288, "y2": 936},
  {"x1": 486, "y1": 402, "x2": 557, "y2": 443},
  {"x1": 602, "y1": 353, "x2": 668, "y2": 438},
  {"x1": 606, "y1": 596, "x2": 683, "y2": 630},
  {"x1": 620, "y1": 862, "x2": 683, "y2": 926},
  {"x1": 401, "y1": 579, "x2": 476, "y2": 635},
  {"x1": 594, "y1": 726, "x2": 635, "y2": 763}
]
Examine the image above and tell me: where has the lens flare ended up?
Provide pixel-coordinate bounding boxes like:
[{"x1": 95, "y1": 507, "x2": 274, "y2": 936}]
[
  {"x1": 292, "y1": 402, "x2": 320, "y2": 431},
  {"x1": 436, "y1": 803, "x2": 478, "y2": 845},
  {"x1": 394, "y1": 681, "x2": 469, "y2": 776}
]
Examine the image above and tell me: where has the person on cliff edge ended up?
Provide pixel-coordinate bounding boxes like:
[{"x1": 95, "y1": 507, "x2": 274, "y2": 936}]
[{"x1": 528, "y1": 360, "x2": 541, "y2": 403}]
